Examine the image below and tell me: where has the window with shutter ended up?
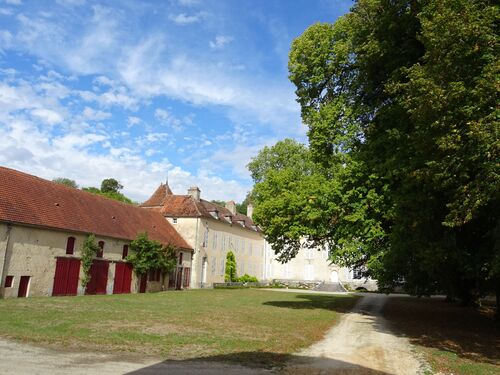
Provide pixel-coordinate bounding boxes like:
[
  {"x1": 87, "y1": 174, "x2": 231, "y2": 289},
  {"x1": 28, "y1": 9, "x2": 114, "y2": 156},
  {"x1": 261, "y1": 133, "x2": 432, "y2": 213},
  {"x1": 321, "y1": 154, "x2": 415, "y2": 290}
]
[{"x1": 66, "y1": 237, "x2": 75, "y2": 255}]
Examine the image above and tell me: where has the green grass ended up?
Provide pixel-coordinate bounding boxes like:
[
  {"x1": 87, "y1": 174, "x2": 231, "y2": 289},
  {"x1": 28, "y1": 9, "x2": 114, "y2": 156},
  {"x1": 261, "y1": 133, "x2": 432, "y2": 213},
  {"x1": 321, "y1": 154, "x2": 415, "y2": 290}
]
[{"x1": 0, "y1": 289, "x2": 357, "y2": 367}]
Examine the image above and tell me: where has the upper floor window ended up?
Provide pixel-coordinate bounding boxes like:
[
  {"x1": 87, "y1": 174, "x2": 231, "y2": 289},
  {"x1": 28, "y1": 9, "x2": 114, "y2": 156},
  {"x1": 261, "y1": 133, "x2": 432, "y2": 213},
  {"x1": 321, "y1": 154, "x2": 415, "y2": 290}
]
[
  {"x1": 172, "y1": 218, "x2": 177, "y2": 224},
  {"x1": 179, "y1": 252, "x2": 183, "y2": 265},
  {"x1": 97, "y1": 241, "x2": 104, "y2": 257},
  {"x1": 66, "y1": 236, "x2": 75, "y2": 255},
  {"x1": 122, "y1": 244, "x2": 129, "y2": 259}
]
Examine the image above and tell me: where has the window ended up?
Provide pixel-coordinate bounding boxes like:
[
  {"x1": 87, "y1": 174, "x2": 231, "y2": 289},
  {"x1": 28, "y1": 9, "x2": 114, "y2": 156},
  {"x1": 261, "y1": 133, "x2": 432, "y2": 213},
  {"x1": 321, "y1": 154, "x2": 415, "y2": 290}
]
[
  {"x1": 179, "y1": 252, "x2": 183, "y2": 265},
  {"x1": 172, "y1": 218, "x2": 177, "y2": 224},
  {"x1": 220, "y1": 258, "x2": 225, "y2": 275},
  {"x1": 66, "y1": 237, "x2": 75, "y2": 255},
  {"x1": 203, "y1": 227, "x2": 209, "y2": 248},
  {"x1": 4, "y1": 275, "x2": 13, "y2": 288},
  {"x1": 211, "y1": 257, "x2": 216, "y2": 275},
  {"x1": 97, "y1": 241, "x2": 104, "y2": 257},
  {"x1": 122, "y1": 244, "x2": 129, "y2": 259}
]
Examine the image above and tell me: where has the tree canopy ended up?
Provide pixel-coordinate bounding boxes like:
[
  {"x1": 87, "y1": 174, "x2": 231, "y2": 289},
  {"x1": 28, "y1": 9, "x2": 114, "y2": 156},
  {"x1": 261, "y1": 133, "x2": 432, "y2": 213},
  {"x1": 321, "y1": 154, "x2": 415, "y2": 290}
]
[
  {"x1": 250, "y1": 0, "x2": 499, "y2": 305},
  {"x1": 126, "y1": 233, "x2": 178, "y2": 276},
  {"x1": 83, "y1": 178, "x2": 134, "y2": 204},
  {"x1": 52, "y1": 177, "x2": 78, "y2": 188},
  {"x1": 100, "y1": 178, "x2": 123, "y2": 194}
]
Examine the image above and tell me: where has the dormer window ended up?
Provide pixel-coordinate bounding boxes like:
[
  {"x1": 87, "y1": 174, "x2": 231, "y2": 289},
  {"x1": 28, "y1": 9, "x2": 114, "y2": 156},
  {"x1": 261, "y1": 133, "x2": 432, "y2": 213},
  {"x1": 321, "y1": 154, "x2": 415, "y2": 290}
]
[
  {"x1": 225, "y1": 215, "x2": 232, "y2": 224},
  {"x1": 209, "y1": 210, "x2": 219, "y2": 219},
  {"x1": 237, "y1": 220, "x2": 245, "y2": 227}
]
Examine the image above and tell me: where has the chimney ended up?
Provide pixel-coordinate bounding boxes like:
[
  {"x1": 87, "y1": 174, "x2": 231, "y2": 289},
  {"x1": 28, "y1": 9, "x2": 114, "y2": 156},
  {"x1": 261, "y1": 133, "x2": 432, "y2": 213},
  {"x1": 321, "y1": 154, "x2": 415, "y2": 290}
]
[
  {"x1": 188, "y1": 186, "x2": 201, "y2": 202},
  {"x1": 225, "y1": 200, "x2": 236, "y2": 215},
  {"x1": 247, "y1": 203, "x2": 254, "y2": 219}
]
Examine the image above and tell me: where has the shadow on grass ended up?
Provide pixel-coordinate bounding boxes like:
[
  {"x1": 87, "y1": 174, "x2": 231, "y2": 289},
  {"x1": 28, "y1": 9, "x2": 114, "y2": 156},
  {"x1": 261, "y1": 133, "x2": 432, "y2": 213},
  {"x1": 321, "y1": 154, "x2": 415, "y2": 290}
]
[
  {"x1": 262, "y1": 293, "x2": 357, "y2": 313},
  {"x1": 125, "y1": 351, "x2": 391, "y2": 374},
  {"x1": 382, "y1": 296, "x2": 500, "y2": 365}
]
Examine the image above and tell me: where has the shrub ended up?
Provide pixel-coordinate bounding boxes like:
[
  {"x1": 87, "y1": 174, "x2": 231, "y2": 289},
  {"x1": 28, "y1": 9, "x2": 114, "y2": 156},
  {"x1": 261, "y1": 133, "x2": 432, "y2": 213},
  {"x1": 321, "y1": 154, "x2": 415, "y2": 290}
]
[
  {"x1": 224, "y1": 251, "x2": 237, "y2": 282},
  {"x1": 237, "y1": 274, "x2": 258, "y2": 283}
]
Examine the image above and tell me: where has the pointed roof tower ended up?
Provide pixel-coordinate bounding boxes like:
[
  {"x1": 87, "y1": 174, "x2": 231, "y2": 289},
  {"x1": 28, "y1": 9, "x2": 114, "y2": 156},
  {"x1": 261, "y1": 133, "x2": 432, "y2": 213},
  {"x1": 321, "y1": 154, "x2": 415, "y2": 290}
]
[{"x1": 141, "y1": 182, "x2": 172, "y2": 207}]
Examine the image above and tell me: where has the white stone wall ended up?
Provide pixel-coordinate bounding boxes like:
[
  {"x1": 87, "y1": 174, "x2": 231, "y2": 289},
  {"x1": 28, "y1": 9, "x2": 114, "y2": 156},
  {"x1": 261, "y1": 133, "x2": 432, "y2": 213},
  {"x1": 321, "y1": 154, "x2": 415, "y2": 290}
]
[{"x1": 265, "y1": 243, "x2": 378, "y2": 290}]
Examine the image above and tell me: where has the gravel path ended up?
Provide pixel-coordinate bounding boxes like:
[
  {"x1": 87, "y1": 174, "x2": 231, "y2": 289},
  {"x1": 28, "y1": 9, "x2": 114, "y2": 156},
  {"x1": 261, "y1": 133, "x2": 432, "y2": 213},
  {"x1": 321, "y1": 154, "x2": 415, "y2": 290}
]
[{"x1": 285, "y1": 293, "x2": 425, "y2": 374}]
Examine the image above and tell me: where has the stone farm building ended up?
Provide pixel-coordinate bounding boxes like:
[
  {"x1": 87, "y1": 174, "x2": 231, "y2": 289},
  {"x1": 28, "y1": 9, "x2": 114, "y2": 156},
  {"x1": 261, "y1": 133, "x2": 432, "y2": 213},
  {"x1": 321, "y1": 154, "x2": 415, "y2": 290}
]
[
  {"x1": 0, "y1": 166, "x2": 193, "y2": 298},
  {"x1": 141, "y1": 184, "x2": 268, "y2": 288}
]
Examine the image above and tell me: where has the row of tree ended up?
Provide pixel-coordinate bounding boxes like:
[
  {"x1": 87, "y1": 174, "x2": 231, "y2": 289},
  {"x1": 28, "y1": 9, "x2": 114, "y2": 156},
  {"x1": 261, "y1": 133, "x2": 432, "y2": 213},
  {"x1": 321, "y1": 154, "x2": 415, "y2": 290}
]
[
  {"x1": 53, "y1": 177, "x2": 135, "y2": 204},
  {"x1": 249, "y1": 0, "x2": 498, "y2": 307}
]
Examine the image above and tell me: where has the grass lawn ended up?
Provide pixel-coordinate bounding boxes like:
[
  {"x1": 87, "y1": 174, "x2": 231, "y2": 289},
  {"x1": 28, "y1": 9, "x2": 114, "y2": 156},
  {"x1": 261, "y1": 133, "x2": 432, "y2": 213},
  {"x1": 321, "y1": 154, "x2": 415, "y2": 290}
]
[
  {"x1": 382, "y1": 296, "x2": 500, "y2": 375},
  {"x1": 0, "y1": 289, "x2": 357, "y2": 367}
]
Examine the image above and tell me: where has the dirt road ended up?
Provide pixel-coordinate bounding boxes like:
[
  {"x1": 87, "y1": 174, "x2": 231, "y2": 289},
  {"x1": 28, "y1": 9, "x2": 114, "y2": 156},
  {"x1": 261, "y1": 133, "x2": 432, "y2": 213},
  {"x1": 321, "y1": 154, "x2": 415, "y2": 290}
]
[
  {"x1": 285, "y1": 293, "x2": 425, "y2": 374},
  {"x1": 0, "y1": 338, "x2": 272, "y2": 375}
]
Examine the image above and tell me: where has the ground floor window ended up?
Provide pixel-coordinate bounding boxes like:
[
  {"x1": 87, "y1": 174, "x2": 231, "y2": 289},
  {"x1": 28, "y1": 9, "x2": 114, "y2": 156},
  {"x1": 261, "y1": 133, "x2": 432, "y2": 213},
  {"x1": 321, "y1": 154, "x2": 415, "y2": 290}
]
[{"x1": 4, "y1": 275, "x2": 14, "y2": 288}]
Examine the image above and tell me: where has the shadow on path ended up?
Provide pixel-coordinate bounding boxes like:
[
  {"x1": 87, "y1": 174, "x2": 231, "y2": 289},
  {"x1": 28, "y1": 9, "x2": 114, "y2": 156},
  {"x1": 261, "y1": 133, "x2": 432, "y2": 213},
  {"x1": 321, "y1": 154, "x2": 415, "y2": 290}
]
[{"x1": 125, "y1": 352, "x2": 392, "y2": 374}]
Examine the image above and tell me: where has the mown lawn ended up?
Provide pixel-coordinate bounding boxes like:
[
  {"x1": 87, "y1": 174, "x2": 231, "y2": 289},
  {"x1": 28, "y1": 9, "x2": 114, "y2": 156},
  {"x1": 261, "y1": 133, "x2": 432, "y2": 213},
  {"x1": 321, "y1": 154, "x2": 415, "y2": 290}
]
[
  {"x1": 0, "y1": 289, "x2": 357, "y2": 367},
  {"x1": 382, "y1": 296, "x2": 500, "y2": 375}
]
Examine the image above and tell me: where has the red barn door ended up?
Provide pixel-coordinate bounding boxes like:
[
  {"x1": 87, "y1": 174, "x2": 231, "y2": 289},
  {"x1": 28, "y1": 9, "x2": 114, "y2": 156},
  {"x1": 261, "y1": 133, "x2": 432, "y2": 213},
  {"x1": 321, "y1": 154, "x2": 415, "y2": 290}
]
[
  {"x1": 53, "y1": 258, "x2": 81, "y2": 296},
  {"x1": 85, "y1": 260, "x2": 109, "y2": 295},
  {"x1": 113, "y1": 262, "x2": 133, "y2": 294}
]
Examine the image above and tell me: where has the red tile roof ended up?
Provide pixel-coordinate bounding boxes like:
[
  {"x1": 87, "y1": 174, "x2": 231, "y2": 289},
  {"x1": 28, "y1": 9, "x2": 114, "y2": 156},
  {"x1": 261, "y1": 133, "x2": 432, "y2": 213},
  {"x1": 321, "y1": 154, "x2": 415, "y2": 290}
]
[
  {"x1": 142, "y1": 184, "x2": 260, "y2": 233},
  {"x1": 0, "y1": 167, "x2": 192, "y2": 250},
  {"x1": 141, "y1": 183, "x2": 172, "y2": 207}
]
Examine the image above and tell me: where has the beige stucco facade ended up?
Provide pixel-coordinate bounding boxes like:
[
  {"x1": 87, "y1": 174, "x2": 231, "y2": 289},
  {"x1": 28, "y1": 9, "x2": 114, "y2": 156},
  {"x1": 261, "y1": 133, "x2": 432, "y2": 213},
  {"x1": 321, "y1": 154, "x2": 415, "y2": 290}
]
[
  {"x1": 167, "y1": 217, "x2": 266, "y2": 288},
  {"x1": 265, "y1": 243, "x2": 378, "y2": 291},
  {"x1": 0, "y1": 222, "x2": 192, "y2": 298}
]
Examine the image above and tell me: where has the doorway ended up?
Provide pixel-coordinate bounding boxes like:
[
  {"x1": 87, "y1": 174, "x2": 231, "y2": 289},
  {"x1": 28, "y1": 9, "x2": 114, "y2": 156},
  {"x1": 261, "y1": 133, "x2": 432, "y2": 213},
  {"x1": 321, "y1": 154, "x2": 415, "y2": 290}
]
[
  {"x1": 330, "y1": 270, "x2": 339, "y2": 283},
  {"x1": 18, "y1": 276, "x2": 30, "y2": 297}
]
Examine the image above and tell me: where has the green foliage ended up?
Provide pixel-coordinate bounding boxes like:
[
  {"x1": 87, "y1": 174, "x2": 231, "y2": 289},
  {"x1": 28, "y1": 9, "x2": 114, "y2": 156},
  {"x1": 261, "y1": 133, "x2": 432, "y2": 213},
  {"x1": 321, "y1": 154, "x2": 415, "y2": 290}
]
[
  {"x1": 80, "y1": 234, "x2": 100, "y2": 287},
  {"x1": 210, "y1": 200, "x2": 226, "y2": 207},
  {"x1": 237, "y1": 274, "x2": 258, "y2": 283},
  {"x1": 126, "y1": 232, "x2": 178, "y2": 277},
  {"x1": 52, "y1": 177, "x2": 78, "y2": 188},
  {"x1": 252, "y1": 0, "x2": 499, "y2": 303},
  {"x1": 236, "y1": 193, "x2": 252, "y2": 215},
  {"x1": 100, "y1": 178, "x2": 123, "y2": 193},
  {"x1": 82, "y1": 186, "x2": 134, "y2": 204},
  {"x1": 224, "y1": 251, "x2": 237, "y2": 282}
]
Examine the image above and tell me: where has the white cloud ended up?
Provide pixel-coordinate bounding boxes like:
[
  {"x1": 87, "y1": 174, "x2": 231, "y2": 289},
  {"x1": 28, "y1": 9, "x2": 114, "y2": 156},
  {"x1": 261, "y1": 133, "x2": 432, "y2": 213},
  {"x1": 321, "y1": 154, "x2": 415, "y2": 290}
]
[
  {"x1": 31, "y1": 108, "x2": 64, "y2": 124},
  {"x1": 127, "y1": 116, "x2": 141, "y2": 126},
  {"x1": 169, "y1": 12, "x2": 206, "y2": 25},
  {"x1": 209, "y1": 35, "x2": 233, "y2": 49},
  {"x1": 5, "y1": 0, "x2": 22, "y2": 5},
  {"x1": 81, "y1": 106, "x2": 111, "y2": 121}
]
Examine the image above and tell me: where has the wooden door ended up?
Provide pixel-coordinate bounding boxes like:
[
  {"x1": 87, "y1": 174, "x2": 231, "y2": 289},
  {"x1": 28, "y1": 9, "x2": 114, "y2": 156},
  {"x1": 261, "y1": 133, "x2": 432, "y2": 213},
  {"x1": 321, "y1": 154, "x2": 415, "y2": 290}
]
[
  {"x1": 139, "y1": 274, "x2": 147, "y2": 293},
  {"x1": 53, "y1": 258, "x2": 81, "y2": 296},
  {"x1": 85, "y1": 260, "x2": 109, "y2": 295},
  {"x1": 113, "y1": 262, "x2": 133, "y2": 294},
  {"x1": 17, "y1": 276, "x2": 30, "y2": 298},
  {"x1": 176, "y1": 267, "x2": 183, "y2": 290}
]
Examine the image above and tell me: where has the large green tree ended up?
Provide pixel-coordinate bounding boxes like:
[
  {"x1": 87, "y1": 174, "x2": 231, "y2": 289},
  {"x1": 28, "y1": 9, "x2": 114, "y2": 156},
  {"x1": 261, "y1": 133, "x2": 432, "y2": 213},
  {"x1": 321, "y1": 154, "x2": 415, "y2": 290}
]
[{"x1": 251, "y1": 0, "x2": 499, "y2": 305}]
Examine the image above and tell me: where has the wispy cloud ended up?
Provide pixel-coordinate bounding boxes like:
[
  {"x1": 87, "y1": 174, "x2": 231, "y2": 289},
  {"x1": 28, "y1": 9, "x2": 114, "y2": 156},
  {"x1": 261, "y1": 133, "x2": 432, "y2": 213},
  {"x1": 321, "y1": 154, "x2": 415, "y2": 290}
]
[
  {"x1": 169, "y1": 12, "x2": 206, "y2": 25},
  {"x1": 209, "y1": 35, "x2": 233, "y2": 49}
]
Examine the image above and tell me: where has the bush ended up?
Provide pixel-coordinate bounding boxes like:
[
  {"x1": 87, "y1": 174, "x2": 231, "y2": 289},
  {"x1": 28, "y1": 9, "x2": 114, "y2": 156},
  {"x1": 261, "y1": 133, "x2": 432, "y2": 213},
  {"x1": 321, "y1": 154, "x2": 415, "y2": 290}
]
[{"x1": 237, "y1": 274, "x2": 258, "y2": 283}]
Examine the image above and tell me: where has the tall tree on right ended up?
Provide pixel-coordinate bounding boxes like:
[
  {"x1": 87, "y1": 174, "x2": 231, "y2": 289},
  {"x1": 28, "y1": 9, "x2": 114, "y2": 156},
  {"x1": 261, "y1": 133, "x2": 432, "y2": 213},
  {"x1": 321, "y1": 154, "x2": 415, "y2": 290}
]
[{"x1": 253, "y1": 0, "x2": 498, "y2": 306}]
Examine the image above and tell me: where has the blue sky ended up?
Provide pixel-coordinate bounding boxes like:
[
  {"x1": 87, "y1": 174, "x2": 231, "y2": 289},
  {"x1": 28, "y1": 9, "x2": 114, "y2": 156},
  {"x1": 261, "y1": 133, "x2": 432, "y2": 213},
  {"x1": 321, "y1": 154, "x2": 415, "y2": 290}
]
[{"x1": 0, "y1": 0, "x2": 352, "y2": 202}]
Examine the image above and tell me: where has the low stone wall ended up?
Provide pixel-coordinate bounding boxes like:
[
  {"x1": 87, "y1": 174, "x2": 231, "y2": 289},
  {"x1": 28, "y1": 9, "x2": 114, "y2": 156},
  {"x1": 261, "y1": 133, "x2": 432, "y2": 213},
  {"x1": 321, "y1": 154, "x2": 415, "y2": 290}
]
[
  {"x1": 342, "y1": 279, "x2": 378, "y2": 292},
  {"x1": 271, "y1": 279, "x2": 323, "y2": 290},
  {"x1": 213, "y1": 281, "x2": 270, "y2": 289}
]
